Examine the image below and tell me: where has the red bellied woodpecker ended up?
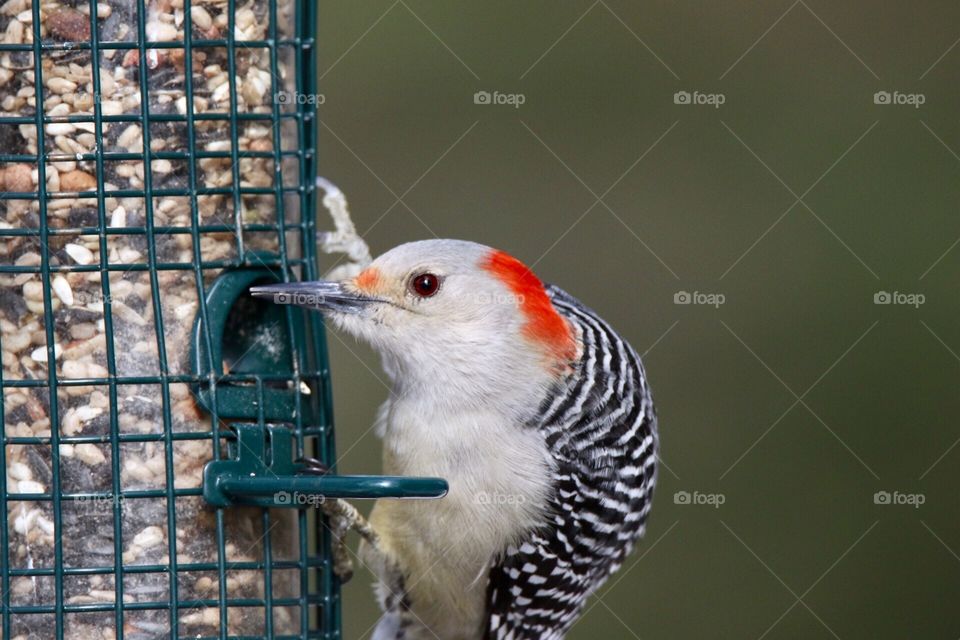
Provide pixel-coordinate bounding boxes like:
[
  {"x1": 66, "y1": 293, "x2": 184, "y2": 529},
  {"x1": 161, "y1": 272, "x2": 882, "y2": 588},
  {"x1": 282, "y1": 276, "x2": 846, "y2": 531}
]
[{"x1": 252, "y1": 239, "x2": 658, "y2": 640}]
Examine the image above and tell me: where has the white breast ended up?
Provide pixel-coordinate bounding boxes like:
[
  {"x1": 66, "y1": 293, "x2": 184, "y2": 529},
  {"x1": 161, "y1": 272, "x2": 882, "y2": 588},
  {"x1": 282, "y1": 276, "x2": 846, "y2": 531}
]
[{"x1": 367, "y1": 395, "x2": 553, "y2": 639}]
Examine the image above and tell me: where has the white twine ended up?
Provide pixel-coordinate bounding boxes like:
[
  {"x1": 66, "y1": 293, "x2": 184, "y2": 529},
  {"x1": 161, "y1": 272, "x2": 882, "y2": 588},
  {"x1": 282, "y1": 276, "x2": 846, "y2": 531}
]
[{"x1": 315, "y1": 177, "x2": 372, "y2": 281}]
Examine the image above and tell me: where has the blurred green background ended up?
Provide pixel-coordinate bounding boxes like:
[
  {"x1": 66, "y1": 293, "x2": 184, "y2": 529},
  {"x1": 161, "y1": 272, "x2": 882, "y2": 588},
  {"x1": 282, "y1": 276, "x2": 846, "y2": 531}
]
[{"x1": 316, "y1": 2, "x2": 960, "y2": 638}]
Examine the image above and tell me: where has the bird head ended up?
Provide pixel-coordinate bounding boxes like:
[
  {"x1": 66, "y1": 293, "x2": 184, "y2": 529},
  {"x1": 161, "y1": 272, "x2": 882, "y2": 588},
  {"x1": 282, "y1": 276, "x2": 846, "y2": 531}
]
[{"x1": 251, "y1": 239, "x2": 579, "y2": 399}]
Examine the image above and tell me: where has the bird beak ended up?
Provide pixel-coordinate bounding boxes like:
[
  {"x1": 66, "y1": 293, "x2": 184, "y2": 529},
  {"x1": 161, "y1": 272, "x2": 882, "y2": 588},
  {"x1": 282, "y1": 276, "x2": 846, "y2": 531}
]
[{"x1": 250, "y1": 281, "x2": 378, "y2": 314}]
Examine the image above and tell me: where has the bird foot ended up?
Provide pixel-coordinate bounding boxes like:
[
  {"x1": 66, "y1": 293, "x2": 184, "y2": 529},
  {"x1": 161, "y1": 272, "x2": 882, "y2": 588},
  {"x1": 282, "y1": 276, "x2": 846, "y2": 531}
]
[{"x1": 321, "y1": 498, "x2": 380, "y2": 583}]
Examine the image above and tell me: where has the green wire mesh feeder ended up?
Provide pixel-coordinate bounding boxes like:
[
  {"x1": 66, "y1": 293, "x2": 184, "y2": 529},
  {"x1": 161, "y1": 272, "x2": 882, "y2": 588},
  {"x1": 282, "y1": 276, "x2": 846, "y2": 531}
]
[{"x1": 0, "y1": 1, "x2": 445, "y2": 638}]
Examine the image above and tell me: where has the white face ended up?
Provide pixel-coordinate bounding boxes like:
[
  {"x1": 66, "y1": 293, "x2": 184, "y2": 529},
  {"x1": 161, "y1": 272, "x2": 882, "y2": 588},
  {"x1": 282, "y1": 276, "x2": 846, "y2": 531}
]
[{"x1": 327, "y1": 239, "x2": 536, "y2": 385}]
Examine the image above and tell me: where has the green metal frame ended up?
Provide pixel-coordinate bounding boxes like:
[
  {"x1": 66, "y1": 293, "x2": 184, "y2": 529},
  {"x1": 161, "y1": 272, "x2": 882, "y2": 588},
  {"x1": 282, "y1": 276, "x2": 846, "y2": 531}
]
[
  {"x1": 0, "y1": 2, "x2": 445, "y2": 639},
  {"x1": 202, "y1": 424, "x2": 447, "y2": 509}
]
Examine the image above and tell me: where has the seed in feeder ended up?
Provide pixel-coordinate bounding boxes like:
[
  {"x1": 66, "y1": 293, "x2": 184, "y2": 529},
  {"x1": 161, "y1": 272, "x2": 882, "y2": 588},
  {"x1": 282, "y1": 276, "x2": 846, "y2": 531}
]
[
  {"x1": 212, "y1": 81, "x2": 230, "y2": 103},
  {"x1": 190, "y1": 6, "x2": 212, "y2": 30},
  {"x1": 119, "y1": 456, "x2": 149, "y2": 484},
  {"x1": 90, "y1": 589, "x2": 116, "y2": 602},
  {"x1": 119, "y1": 247, "x2": 142, "y2": 263},
  {"x1": 117, "y1": 124, "x2": 142, "y2": 152},
  {"x1": 47, "y1": 8, "x2": 92, "y2": 42},
  {"x1": 89, "y1": 390, "x2": 109, "y2": 408},
  {"x1": 146, "y1": 456, "x2": 165, "y2": 476},
  {"x1": 64, "y1": 243, "x2": 94, "y2": 265},
  {"x1": 45, "y1": 122, "x2": 76, "y2": 136},
  {"x1": 5, "y1": 330, "x2": 30, "y2": 353},
  {"x1": 14, "y1": 252, "x2": 40, "y2": 267},
  {"x1": 74, "y1": 443, "x2": 106, "y2": 466},
  {"x1": 247, "y1": 124, "x2": 270, "y2": 139},
  {"x1": 22, "y1": 280, "x2": 42, "y2": 301},
  {"x1": 13, "y1": 509, "x2": 38, "y2": 535},
  {"x1": 174, "y1": 301, "x2": 196, "y2": 320},
  {"x1": 59, "y1": 169, "x2": 97, "y2": 191},
  {"x1": 61, "y1": 360, "x2": 88, "y2": 378},
  {"x1": 30, "y1": 344, "x2": 62, "y2": 363},
  {"x1": 111, "y1": 279, "x2": 133, "y2": 298},
  {"x1": 45, "y1": 77, "x2": 78, "y2": 94},
  {"x1": 75, "y1": 406, "x2": 104, "y2": 423},
  {"x1": 17, "y1": 480, "x2": 44, "y2": 494},
  {"x1": 1, "y1": 20, "x2": 20, "y2": 45},
  {"x1": 36, "y1": 515, "x2": 54, "y2": 535},
  {"x1": 97, "y1": 70, "x2": 116, "y2": 97},
  {"x1": 204, "y1": 138, "x2": 230, "y2": 153},
  {"x1": 86, "y1": 362, "x2": 108, "y2": 378},
  {"x1": 132, "y1": 526, "x2": 164, "y2": 550},
  {"x1": 250, "y1": 138, "x2": 272, "y2": 152},
  {"x1": 110, "y1": 205, "x2": 127, "y2": 228},
  {"x1": 182, "y1": 608, "x2": 220, "y2": 627},
  {"x1": 101, "y1": 99, "x2": 123, "y2": 116},
  {"x1": 18, "y1": 123, "x2": 35, "y2": 140},
  {"x1": 8, "y1": 461, "x2": 31, "y2": 481},
  {"x1": 235, "y1": 7, "x2": 255, "y2": 30},
  {"x1": 52, "y1": 275, "x2": 74, "y2": 305},
  {"x1": 147, "y1": 21, "x2": 178, "y2": 43},
  {"x1": 52, "y1": 161, "x2": 77, "y2": 173},
  {"x1": 69, "y1": 322, "x2": 97, "y2": 340},
  {"x1": 1, "y1": 163, "x2": 32, "y2": 191},
  {"x1": 55, "y1": 136, "x2": 83, "y2": 156},
  {"x1": 194, "y1": 576, "x2": 214, "y2": 593},
  {"x1": 62, "y1": 410, "x2": 81, "y2": 436}
]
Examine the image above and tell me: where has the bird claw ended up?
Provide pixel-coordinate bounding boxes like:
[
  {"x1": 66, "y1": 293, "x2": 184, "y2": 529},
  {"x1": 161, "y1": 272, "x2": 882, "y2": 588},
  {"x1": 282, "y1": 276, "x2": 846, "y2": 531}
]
[
  {"x1": 331, "y1": 534, "x2": 355, "y2": 583},
  {"x1": 321, "y1": 498, "x2": 378, "y2": 583}
]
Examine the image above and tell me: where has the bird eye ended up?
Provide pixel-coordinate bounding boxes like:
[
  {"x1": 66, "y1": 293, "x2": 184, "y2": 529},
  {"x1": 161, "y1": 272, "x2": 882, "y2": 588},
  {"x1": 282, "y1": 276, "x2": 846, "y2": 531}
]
[{"x1": 409, "y1": 272, "x2": 441, "y2": 298}]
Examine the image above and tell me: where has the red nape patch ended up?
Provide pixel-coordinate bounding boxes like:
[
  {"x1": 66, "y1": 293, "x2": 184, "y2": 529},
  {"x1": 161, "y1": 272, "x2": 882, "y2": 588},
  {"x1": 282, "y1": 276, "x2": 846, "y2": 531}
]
[{"x1": 482, "y1": 250, "x2": 576, "y2": 362}]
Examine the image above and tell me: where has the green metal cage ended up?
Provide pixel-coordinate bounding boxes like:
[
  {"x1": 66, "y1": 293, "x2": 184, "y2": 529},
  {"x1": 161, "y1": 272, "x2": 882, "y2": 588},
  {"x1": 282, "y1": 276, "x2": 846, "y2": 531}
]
[{"x1": 0, "y1": 1, "x2": 444, "y2": 638}]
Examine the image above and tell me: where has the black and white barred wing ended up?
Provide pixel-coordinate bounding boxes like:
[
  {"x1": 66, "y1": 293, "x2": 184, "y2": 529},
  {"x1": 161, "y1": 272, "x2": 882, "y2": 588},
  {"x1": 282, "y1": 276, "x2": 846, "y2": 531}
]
[{"x1": 485, "y1": 286, "x2": 658, "y2": 640}]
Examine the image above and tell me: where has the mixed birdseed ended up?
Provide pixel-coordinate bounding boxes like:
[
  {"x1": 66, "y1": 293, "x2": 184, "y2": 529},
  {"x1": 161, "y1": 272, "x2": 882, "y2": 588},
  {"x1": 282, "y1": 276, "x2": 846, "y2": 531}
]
[{"x1": 0, "y1": 0, "x2": 306, "y2": 637}]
